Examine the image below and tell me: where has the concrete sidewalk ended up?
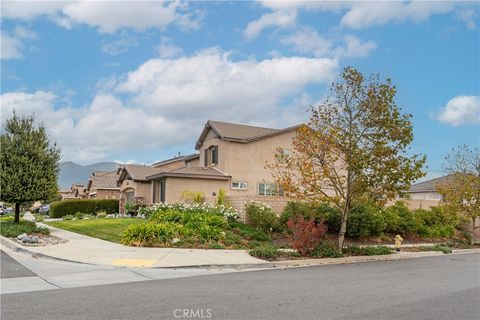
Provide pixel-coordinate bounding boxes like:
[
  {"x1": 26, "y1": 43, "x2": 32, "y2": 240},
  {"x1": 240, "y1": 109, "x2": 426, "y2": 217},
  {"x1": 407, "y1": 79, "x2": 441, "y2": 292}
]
[{"x1": 1, "y1": 225, "x2": 265, "y2": 268}]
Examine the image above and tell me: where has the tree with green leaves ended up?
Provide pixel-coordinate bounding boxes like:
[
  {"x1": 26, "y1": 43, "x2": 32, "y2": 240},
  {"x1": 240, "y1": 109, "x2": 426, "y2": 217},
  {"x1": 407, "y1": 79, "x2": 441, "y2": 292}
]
[
  {"x1": 268, "y1": 67, "x2": 426, "y2": 249},
  {"x1": 437, "y1": 145, "x2": 480, "y2": 244},
  {"x1": 0, "y1": 111, "x2": 61, "y2": 223}
]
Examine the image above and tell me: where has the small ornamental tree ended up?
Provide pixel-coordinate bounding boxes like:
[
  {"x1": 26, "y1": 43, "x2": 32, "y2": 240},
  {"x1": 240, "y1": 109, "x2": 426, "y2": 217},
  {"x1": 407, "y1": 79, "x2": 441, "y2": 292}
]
[
  {"x1": 268, "y1": 67, "x2": 425, "y2": 249},
  {"x1": 437, "y1": 145, "x2": 480, "y2": 244},
  {"x1": 0, "y1": 111, "x2": 61, "y2": 223}
]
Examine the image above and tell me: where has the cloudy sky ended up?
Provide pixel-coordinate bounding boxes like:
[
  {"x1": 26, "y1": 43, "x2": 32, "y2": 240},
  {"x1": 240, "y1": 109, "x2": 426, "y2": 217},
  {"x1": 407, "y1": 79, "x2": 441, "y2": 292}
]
[{"x1": 1, "y1": 1, "x2": 479, "y2": 179}]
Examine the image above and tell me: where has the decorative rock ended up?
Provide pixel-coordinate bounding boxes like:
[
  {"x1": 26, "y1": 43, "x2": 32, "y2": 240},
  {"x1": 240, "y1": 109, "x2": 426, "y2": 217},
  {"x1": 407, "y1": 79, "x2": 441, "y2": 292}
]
[
  {"x1": 17, "y1": 233, "x2": 28, "y2": 240},
  {"x1": 106, "y1": 214, "x2": 115, "y2": 218},
  {"x1": 171, "y1": 238, "x2": 180, "y2": 244},
  {"x1": 22, "y1": 212, "x2": 36, "y2": 222},
  {"x1": 21, "y1": 236, "x2": 39, "y2": 244},
  {"x1": 127, "y1": 214, "x2": 132, "y2": 218}
]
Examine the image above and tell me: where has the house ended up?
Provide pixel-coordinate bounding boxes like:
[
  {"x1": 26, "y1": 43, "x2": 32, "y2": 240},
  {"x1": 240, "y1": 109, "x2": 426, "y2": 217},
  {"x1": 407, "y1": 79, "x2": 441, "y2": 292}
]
[
  {"x1": 70, "y1": 183, "x2": 86, "y2": 199},
  {"x1": 401, "y1": 174, "x2": 458, "y2": 210},
  {"x1": 59, "y1": 189, "x2": 76, "y2": 200},
  {"x1": 85, "y1": 171, "x2": 120, "y2": 199},
  {"x1": 117, "y1": 154, "x2": 200, "y2": 213},
  {"x1": 146, "y1": 120, "x2": 301, "y2": 219}
]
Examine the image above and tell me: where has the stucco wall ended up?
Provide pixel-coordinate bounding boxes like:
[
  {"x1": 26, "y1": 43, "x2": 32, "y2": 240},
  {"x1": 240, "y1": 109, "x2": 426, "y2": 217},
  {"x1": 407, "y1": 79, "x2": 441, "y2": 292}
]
[
  {"x1": 199, "y1": 129, "x2": 296, "y2": 197},
  {"x1": 95, "y1": 189, "x2": 120, "y2": 200},
  {"x1": 164, "y1": 177, "x2": 229, "y2": 203}
]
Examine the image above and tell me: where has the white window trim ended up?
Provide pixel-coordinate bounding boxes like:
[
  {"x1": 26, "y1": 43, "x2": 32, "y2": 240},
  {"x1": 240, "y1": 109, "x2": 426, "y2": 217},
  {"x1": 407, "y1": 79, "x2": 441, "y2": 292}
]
[{"x1": 231, "y1": 182, "x2": 248, "y2": 190}]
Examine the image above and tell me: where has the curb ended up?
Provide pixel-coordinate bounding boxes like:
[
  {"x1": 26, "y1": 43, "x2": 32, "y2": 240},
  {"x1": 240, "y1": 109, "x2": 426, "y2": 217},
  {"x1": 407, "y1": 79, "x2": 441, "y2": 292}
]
[{"x1": 2, "y1": 234, "x2": 479, "y2": 270}]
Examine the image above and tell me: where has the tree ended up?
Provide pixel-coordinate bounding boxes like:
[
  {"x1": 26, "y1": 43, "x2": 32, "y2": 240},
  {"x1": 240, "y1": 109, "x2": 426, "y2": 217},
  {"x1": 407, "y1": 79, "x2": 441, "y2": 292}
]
[
  {"x1": 268, "y1": 67, "x2": 425, "y2": 249},
  {"x1": 0, "y1": 111, "x2": 61, "y2": 223},
  {"x1": 437, "y1": 145, "x2": 480, "y2": 244}
]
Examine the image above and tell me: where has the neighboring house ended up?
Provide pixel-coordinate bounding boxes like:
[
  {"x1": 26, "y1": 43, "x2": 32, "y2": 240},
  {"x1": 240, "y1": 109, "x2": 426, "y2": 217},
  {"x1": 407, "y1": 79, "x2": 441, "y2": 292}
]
[
  {"x1": 85, "y1": 171, "x2": 120, "y2": 199},
  {"x1": 146, "y1": 120, "x2": 301, "y2": 219},
  {"x1": 117, "y1": 155, "x2": 200, "y2": 213},
  {"x1": 70, "y1": 183, "x2": 86, "y2": 199},
  {"x1": 59, "y1": 189, "x2": 76, "y2": 200},
  {"x1": 401, "y1": 174, "x2": 458, "y2": 210}
]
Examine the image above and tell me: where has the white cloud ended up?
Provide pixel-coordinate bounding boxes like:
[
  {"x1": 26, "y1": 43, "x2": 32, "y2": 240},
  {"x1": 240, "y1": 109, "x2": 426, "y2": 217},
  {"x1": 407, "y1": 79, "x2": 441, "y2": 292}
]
[
  {"x1": 155, "y1": 37, "x2": 183, "y2": 58},
  {"x1": 337, "y1": 35, "x2": 376, "y2": 58},
  {"x1": 437, "y1": 95, "x2": 480, "y2": 126},
  {"x1": 1, "y1": 33, "x2": 23, "y2": 59},
  {"x1": 244, "y1": 10, "x2": 297, "y2": 39},
  {"x1": 280, "y1": 27, "x2": 332, "y2": 57},
  {"x1": 101, "y1": 33, "x2": 138, "y2": 56},
  {"x1": 1, "y1": 49, "x2": 337, "y2": 162},
  {"x1": 1, "y1": 1, "x2": 201, "y2": 34}
]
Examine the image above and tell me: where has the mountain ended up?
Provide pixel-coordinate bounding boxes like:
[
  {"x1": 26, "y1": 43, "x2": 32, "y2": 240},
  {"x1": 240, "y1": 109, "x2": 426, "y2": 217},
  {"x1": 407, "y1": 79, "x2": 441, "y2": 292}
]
[{"x1": 58, "y1": 161, "x2": 119, "y2": 189}]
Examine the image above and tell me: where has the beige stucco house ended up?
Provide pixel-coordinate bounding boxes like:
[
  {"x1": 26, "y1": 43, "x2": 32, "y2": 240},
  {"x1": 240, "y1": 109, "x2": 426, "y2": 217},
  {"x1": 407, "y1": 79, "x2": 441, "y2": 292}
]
[
  {"x1": 400, "y1": 174, "x2": 455, "y2": 210},
  {"x1": 146, "y1": 120, "x2": 301, "y2": 219},
  {"x1": 85, "y1": 171, "x2": 120, "y2": 200},
  {"x1": 70, "y1": 183, "x2": 86, "y2": 199}
]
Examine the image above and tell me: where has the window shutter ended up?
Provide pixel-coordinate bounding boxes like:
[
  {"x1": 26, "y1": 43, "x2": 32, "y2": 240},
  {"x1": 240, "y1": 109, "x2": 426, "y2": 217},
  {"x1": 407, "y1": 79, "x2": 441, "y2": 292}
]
[
  {"x1": 204, "y1": 149, "x2": 208, "y2": 166},
  {"x1": 213, "y1": 146, "x2": 218, "y2": 164}
]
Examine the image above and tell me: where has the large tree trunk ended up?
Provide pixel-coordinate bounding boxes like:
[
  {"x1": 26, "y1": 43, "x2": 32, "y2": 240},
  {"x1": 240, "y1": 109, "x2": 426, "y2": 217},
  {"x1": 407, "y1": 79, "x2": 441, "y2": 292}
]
[
  {"x1": 338, "y1": 203, "x2": 350, "y2": 250},
  {"x1": 14, "y1": 202, "x2": 20, "y2": 223}
]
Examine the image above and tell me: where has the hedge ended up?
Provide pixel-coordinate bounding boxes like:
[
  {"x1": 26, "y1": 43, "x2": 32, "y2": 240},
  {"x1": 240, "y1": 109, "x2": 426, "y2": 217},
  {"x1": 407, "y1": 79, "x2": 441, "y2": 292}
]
[{"x1": 50, "y1": 199, "x2": 119, "y2": 218}]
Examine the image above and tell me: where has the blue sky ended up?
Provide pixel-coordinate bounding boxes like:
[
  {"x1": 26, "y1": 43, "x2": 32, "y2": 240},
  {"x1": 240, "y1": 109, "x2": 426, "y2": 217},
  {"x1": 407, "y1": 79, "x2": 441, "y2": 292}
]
[{"x1": 1, "y1": 1, "x2": 479, "y2": 180}]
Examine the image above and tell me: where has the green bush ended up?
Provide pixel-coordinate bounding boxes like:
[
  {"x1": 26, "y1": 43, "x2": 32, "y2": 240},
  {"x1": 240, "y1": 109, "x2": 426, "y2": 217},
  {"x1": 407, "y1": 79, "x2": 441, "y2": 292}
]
[
  {"x1": 312, "y1": 242, "x2": 344, "y2": 258},
  {"x1": 346, "y1": 203, "x2": 385, "y2": 238},
  {"x1": 50, "y1": 199, "x2": 119, "y2": 218},
  {"x1": 419, "y1": 244, "x2": 452, "y2": 254},
  {"x1": 208, "y1": 243, "x2": 225, "y2": 249},
  {"x1": 0, "y1": 220, "x2": 50, "y2": 237},
  {"x1": 121, "y1": 222, "x2": 181, "y2": 246},
  {"x1": 281, "y1": 201, "x2": 341, "y2": 233},
  {"x1": 227, "y1": 221, "x2": 270, "y2": 242},
  {"x1": 74, "y1": 212, "x2": 84, "y2": 220},
  {"x1": 96, "y1": 211, "x2": 107, "y2": 218},
  {"x1": 245, "y1": 201, "x2": 278, "y2": 232},
  {"x1": 249, "y1": 243, "x2": 279, "y2": 260},
  {"x1": 343, "y1": 245, "x2": 393, "y2": 256},
  {"x1": 63, "y1": 214, "x2": 73, "y2": 220}
]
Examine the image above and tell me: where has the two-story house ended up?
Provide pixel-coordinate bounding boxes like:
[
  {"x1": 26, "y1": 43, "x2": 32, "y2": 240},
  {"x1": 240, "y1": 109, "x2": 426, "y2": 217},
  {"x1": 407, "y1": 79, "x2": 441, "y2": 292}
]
[
  {"x1": 85, "y1": 171, "x2": 120, "y2": 199},
  {"x1": 146, "y1": 120, "x2": 300, "y2": 219}
]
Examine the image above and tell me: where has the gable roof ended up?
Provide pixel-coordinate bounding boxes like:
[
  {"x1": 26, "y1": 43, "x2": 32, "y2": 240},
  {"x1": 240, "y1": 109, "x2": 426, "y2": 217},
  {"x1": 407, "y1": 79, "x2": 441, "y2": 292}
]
[
  {"x1": 408, "y1": 173, "x2": 458, "y2": 193},
  {"x1": 151, "y1": 153, "x2": 199, "y2": 168},
  {"x1": 87, "y1": 171, "x2": 120, "y2": 190},
  {"x1": 195, "y1": 120, "x2": 302, "y2": 149},
  {"x1": 118, "y1": 164, "x2": 164, "y2": 182},
  {"x1": 146, "y1": 166, "x2": 230, "y2": 180}
]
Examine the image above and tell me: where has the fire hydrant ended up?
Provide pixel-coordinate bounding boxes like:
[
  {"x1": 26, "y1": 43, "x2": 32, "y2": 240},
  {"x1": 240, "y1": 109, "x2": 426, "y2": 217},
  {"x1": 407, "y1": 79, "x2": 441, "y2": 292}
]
[{"x1": 395, "y1": 235, "x2": 403, "y2": 252}]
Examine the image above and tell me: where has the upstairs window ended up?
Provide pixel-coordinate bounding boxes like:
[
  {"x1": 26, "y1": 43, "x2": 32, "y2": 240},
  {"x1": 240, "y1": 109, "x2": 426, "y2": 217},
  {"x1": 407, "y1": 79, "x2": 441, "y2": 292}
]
[
  {"x1": 204, "y1": 145, "x2": 218, "y2": 166},
  {"x1": 258, "y1": 183, "x2": 284, "y2": 196}
]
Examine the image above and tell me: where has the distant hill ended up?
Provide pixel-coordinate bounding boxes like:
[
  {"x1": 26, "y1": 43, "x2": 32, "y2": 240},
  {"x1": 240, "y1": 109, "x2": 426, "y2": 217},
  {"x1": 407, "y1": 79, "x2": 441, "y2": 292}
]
[{"x1": 58, "y1": 161, "x2": 119, "y2": 189}]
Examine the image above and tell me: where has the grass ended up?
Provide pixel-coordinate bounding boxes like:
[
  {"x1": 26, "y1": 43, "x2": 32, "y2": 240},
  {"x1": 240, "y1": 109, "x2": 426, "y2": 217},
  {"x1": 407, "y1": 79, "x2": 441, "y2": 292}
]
[
  {"x1": 0, "y1": 220, "x2": 50, "y2": 237},
  {"x1": 46, "y1": 218, "x2": 146, "y2": 243}
]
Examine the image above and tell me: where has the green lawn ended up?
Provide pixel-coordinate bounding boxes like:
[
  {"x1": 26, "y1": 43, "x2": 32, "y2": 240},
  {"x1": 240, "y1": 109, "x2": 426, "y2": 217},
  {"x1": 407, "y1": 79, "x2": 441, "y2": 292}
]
[{"x1": 46, "y1": 218, "x2": 146, "y2": 243}]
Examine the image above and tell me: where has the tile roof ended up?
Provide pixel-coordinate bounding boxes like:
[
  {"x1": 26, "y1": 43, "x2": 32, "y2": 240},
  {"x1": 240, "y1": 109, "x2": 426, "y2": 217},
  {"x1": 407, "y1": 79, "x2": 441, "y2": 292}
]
[
  {"x1": 88, "y1": 171, "x2": 120, "y2": 189},
  {"x1": 408, "y1": 173, "x2": 459, "y2": 193},
  {"x1": 151, "y1": 153, "x2": 199, "y2": 168},
  {"x1": 195, "y1": 120, "x2": 302, "y2": 149},
  {"x1": 120, "y1": 164, "x2": 165, "y2": 181},
  {"x1": 146, "y1": 166, "x2": 230, "y2": 180}
]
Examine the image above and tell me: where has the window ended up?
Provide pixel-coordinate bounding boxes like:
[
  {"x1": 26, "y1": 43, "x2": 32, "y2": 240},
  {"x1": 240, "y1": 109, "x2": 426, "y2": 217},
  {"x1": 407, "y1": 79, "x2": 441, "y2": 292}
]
[
  {"x1": 231, "y1": 182, "x2": 248, "y2": 190},
  {"x1": 258, "y1": 183, "x2": 284, "y2": 196},
  {"x1": 204, "y1": 145, "x2": 218, "y2": 166}
]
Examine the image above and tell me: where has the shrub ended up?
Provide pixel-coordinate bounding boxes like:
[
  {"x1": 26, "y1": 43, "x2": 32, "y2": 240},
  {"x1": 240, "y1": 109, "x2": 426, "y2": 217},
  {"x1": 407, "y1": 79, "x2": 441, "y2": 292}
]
[
  {"x1": 208, "y1": 243, "x2": 225, "y2": 249},
  {"x1": 144, "y1": 202, "x2": 238, "y2": 221},
  {"x1": 245, "y1": 201, "x2": 278, "y2": 232},
  {"x1": 286, "y1": 216, "x2": 327, "y2": 256},
  {"x1": 74, "y1": 212, "x2": 84, "y2": 220},
  {"x1": 346, "y1": 203, "x2": 385, "y2": 238},
  {"x1": 121, "y1": 222, "x2": 181, "y2": 246},
  {"x1": 182, "y1": 190, "x2": 204, "y2": 204},
  {"x1": 227, "y1": 221, "x2": 270, "y2": 242},
  {"x1": 312, "y1": 242, "x2": 344, "y2": 258},
  {"x1": 281, "y1": 201, "x2": 341, "y2": 232},
  {"x1": 343, "y1": 245, "x2": 393, "y2": 256},
  {"x1": 35, "y1": 215, "x2": 44, "y2": 222},
  {"x1": 0, "y1": 220, "x2": 50, "y2": 237},
  {"x1": 50, "y1": 199, "x2": 119, "y2": 218},
  {"x1": 63, "y1": 214, "x2": 73, "y2": 220},
  {"x1": 96, "y1": 211, "x2": 107, "y2": 218},
  {"x1": 249, "y1": 243, "x2": 279, "y2": 260}
]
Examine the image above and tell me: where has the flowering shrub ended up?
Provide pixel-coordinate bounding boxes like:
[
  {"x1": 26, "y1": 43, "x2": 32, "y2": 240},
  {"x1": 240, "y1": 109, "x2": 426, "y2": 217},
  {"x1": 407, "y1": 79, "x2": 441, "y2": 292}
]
[
  {"x1": 287, "y1": 216, "x2": 327, "y2": 256},
  {"x1": 121, "y1": 222, "x2": 181, "y2": 247},
  {"x1": 245, "y1": 201, "x2": 278, "y2": 232},
  {"x1": 141, "y1": 202, "x2": 238, "y2": 221}
]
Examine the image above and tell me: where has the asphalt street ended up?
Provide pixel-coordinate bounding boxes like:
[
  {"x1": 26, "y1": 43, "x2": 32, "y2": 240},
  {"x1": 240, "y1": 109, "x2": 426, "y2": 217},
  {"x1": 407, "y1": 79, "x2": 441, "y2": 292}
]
[{"x1": 1, "y1": 252, "x2": 479, "y2": 320}]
